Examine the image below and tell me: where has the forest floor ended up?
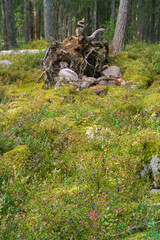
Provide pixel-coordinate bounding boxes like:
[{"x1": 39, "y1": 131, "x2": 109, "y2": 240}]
[{"x1": 0, "y1": 40, "x2": 160, "y2": 239}]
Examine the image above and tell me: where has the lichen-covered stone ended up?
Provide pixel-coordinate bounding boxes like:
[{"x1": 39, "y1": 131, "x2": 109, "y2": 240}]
[
  {"x1": 140, "y1": 155, "x2": 160, "y2": 189},
  {"x1": 102, "y1": 66, "x2": 121, "y2": 79}
]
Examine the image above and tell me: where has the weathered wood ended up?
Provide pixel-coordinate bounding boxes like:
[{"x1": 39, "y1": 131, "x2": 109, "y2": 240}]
[{"x1": 42, "y1": 19, "x2": 109, "y2": 87}]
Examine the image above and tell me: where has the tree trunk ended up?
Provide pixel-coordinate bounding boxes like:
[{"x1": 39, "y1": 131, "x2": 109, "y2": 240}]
[
  {"x1": 1, "y1": 0, "x2": 17, "y2": 48},
  {"x1": 1, "y1": 0, "x2": 9, "y2": 49},
  {"x1": 112, "y1": 0, "x2": 130, "y2": 52},
  {"x1": 111, "y1": 0, "x2": 115, "y2": 22},
  {"x1": 5, "y1": 0, "x2": 17, "y2": 47},
  {"x1": 24, "y1": 0, "x2": 30, "y2": 43},
  {"x1": 155, "y1": 0, "x2": 160, "y2": 42},
  {"x1": 94, "y1": 0, "x2": 97, "y2": 31},
  {"x1": 43, "y1": 0, "x2": 54, "y2": 42},
  {"x1": 33, "y1": 0, "x2": 41, "y2": 40}
]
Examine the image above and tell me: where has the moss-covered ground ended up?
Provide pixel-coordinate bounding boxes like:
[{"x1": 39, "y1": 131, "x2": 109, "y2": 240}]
[{"x1": 0, "y1": 41, "x2": 160, "y2": 239}]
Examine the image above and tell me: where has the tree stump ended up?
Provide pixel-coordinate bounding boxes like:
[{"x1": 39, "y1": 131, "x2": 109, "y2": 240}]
[{"x1": 42, "y1": 19, "x2": 109, "y2": 87}]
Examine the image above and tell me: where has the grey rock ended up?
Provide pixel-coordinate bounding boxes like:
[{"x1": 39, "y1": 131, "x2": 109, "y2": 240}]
[
  {"x1": 58, "y1": 68, "x2": 78, "y2": 82},
  {"x1": 140, "y1": 155, "x2": 160, "y2": 189},
  {"x1": 80, "y1": 81, "x2": 91, "y2": 90},
  {"x1": 102, "y1": 66, "x2": 121, "y2": 79},
  {"x1": 150, "y1": 189, "x2": 160, "y2": 195},
  {"x1": 150, "y1": 155, "x2": 160, "y2": 188},
  {"x1": 97, "y1": 76, "x2": 108, "y2": 82},
  {"x1": 0, "y1": 60, "x2": 13, "y2": 65},
  {"x1": 99, "y1": 80, "x2": 116, "y2": 87},
  {"x1": 82, "y1": 76, "x2": 97, "y2": 85},
  {"x1": 0, "y1": 49, "x2": 45, "y2": 56}
]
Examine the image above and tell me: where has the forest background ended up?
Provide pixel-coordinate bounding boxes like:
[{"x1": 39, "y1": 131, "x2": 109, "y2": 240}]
[{"x1": 0, "y1": 0, "x2": 160, "y2": 49}]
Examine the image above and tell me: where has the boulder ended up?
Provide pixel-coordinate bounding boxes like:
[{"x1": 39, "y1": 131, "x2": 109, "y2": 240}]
[
  {"x1": 140, "y1": 155, "x2": 160, "y2": 189},
  {"x1": 58, "y1": 68, "x2": 79, "y2": 82},
  {"x1": 102, "y1": 66, "x2": 121, "y2": 80}
]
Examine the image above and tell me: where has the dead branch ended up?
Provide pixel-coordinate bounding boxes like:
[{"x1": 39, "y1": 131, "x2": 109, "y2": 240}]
[
  {"x1": 86, "y1": 28, "x2": 105, "y2": 41},
  {"x1": 35, "y1": 71, "x2": 45, "y2": 83}
]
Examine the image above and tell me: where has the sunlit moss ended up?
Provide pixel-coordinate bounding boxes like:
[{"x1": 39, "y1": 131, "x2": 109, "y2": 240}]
[
  {"x1": 143, "y1": 93, "x2": 160, "y2": 114},
  {"x1": 0, "y1": 145, "x2": 31, "y2": 176}
]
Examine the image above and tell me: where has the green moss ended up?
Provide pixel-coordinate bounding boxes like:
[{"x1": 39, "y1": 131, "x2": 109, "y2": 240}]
[
  {"x1": 143, "y1": 93, "x2": 160, "y2": 114},
  {"x1": 127, "y1": 232, "x2": 145, "y2": 239},
  {"x1": 34, "y1": 118, "x2": 58, "y2": 141},
  {"x1": 1, "y1": 42, "x2": 160, "y2": 239},
  {"x1": 22, "y1": 40, "x2": 50, "y2": 50},
  {"x1": 131, "y1": 130, "x2": 160, "y2": 166},
  {"x1": 123, "y1": 72, "x2": 150, "y2": 89},
  {"x1": 0, "y1": 145, "x2": 31, "y2": 176}
]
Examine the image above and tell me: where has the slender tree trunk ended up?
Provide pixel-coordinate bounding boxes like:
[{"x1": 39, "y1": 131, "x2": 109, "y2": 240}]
[
  {"x1": 155, "y1": 0, "x2": 160, "y2": 42},
  {"x1": 112, "y1": 0, "x2": 130, "y2": 52},
  {"x1": 33, "y1": 0, "x2": 41, "y2": 40},
  {"x1": 1, "y1": 0, "x2": 9, "y2": 49},
  {"x1": 150, "y1": 0, "x2": 156, "y2": 42},
  {"x1": 43, "y1": 0, "x2": 54, "y2": 42},
  {"x1": 94, "y1": 0, "x2": 97, "y2": 31},
  {"x1": 111, "y1": 0, "x2": 115, "y2": 22},
  {"x1": 24, "y1": 0, "x2": 30, "y2": 43}
]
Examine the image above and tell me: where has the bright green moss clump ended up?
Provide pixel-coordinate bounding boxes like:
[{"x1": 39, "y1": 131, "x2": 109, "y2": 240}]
[
  {"x1": 22, "y1": 40, "x2": 50, "y2": 50},
  {"x1": 0, "y1": 145, "x2": 31, "y2": 177},
  {"x1": 131, "y1": 130, "x2": 160, "y2": 165},
  {"x1": 143, "y1": 93, "x2": 160, "y2": 114}
]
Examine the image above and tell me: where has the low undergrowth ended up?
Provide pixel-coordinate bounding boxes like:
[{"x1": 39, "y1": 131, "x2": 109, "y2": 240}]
[{"x1": 0, "y1": 42, "x2": 160, "y2": 239}]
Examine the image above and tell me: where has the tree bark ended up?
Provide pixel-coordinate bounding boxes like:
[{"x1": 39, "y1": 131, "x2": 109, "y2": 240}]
[
  {"x1": 43, "y1": 0, "x2": 54, "y2": 42},
  {"x1": 1, "y1": 0, "x2": 17, "y2": 48},
  {"x1": 1, "y1": 0, "x2": 9, "y2": 49},
  {"x1": 24, "y1": 0, "x2": 30, "y2": 43},
  {"x1": 33, "y1": 0, "x2": 41, "y2": 40},
  {"x1": 111, "y1": 0, "x2": 115, "y2": 22},
  {"x1": 94, "y1": 0, "x2": 97, "y2": 31},
  {"x1": 5, "y1": 0, "x2": 17, "y2": 47},
  {"x1": 112, "y1": 0, "x2": 130, "y2": 52},
  {"x1": 155, "y1": 0, "x2": 160, "y2": 42}
]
